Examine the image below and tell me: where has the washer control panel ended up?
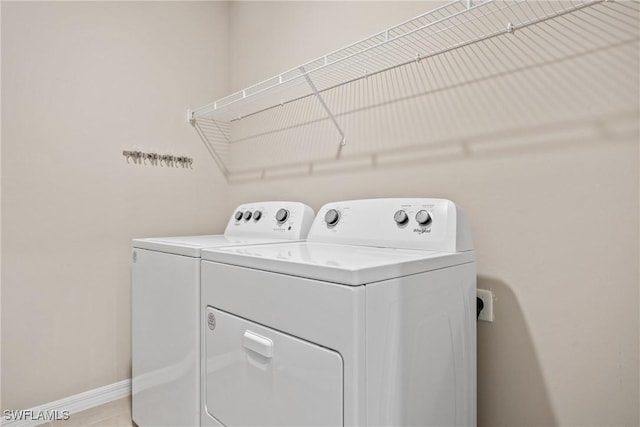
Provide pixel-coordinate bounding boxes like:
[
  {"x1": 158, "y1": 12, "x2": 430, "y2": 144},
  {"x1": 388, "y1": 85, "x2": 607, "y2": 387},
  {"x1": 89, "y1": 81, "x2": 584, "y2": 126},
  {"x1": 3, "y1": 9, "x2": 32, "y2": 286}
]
[
  {"x1": 307, "y1": 198, "x2": 472, "y2": 252},
  {"x1": 224, "y1": 201, "x2": 315, "y2": 240}
]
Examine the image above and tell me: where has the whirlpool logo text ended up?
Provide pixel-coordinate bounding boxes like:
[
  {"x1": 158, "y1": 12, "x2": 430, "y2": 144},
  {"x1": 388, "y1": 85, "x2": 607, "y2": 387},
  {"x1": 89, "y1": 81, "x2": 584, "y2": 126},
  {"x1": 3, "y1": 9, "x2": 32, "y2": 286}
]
[{"x1": 413, "y1": 228, "x2": 431, "y2": 235}]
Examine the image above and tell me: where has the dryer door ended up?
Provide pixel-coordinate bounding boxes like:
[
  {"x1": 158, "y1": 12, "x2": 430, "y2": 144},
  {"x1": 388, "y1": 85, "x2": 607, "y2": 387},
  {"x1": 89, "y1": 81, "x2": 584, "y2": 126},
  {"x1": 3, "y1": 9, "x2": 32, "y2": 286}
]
[{"x1": 204, "y1": 307, "x2": 343, "y2": 426}]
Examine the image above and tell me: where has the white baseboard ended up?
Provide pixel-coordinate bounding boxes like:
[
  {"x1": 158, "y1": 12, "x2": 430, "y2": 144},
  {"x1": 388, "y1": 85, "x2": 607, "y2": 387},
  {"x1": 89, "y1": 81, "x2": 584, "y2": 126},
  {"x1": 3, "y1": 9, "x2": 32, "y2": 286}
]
[{"x1": 1, "y1": 379, "x2": 131, "y2": 427}]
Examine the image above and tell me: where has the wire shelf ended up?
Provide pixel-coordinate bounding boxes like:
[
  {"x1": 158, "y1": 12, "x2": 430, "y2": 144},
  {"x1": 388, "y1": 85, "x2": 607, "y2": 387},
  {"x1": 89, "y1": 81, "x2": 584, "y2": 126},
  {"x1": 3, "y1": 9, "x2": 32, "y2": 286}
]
[
  {"x1": 189, "y1": 0, "x2": 639, "y2": 180},
  {"x1": 191, "y1": 0, "x2": 602, "y2": 123}
]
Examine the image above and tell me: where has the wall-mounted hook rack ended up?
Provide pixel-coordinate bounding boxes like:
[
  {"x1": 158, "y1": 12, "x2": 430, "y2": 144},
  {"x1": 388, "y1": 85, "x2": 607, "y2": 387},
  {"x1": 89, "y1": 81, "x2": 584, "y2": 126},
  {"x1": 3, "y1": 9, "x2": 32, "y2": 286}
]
[{"x1": 123, "y1": 150, "x2": 193, "y2": 167}]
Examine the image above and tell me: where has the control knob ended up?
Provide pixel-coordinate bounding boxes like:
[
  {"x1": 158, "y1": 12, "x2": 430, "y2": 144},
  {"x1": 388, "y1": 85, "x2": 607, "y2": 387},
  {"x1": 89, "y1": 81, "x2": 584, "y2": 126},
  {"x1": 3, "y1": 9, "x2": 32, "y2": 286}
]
[
  {"x1": 234, "y1": 211, "x2": 243, "y2": 221},
  {"x1": 244, "y1": 210, "x2": 252, "y2": 221},
  {"x1": 253, "y1": 211, "x2": 262, "y2": 221},
  {"x1": 394, "y1": 210, "x2": 409, "y2": 226},
  {"x1": 415, "y1": 210, "x2": 432, "y2": 226},
  {"x1": 275, "y1": 208, "x2": 289, "y2": 224},
  {"x1": 324, "y1": 209, "x2": 340, "y2": 227}
]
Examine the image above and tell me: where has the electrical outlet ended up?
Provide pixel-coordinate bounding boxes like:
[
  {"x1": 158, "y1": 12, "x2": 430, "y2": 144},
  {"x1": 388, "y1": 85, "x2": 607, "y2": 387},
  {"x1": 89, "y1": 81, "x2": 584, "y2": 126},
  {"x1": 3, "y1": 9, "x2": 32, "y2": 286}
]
[{"x1": 477, "y1": 289, "x2": 494, "y2": 322}]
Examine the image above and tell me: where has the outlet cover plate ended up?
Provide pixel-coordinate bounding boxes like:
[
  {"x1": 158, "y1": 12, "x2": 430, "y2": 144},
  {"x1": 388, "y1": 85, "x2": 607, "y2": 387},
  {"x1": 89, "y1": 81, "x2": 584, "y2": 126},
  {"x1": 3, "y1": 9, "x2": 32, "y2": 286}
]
[{"x1": 477, "y1": 289, "x2": 494, "y2": 322}]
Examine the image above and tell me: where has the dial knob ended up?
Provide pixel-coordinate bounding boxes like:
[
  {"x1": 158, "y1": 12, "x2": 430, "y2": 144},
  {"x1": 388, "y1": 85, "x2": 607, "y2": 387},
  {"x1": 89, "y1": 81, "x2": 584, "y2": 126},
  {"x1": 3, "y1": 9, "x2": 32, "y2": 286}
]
[
  {"x1": 253, "y1": 211, "x2": 262, "y2": 221},
  {"x1": 244, "y1": 210, "x2": 252, "y2": 221},
  {"x1": 275, "y1": 208, "x2": 289, "y2": 224},
  {"x1": 415, "y1": 210, "x2": 432, "y2": 226},
  {"x1": 234, "y1": 211, "x2": 243, "y2": 221},
  {"x1": 394, "y1": 210, "x2": 409, "y2": 225},
  {"x1": 324, "y1": 209, "x2": 340, "y2": 227}
]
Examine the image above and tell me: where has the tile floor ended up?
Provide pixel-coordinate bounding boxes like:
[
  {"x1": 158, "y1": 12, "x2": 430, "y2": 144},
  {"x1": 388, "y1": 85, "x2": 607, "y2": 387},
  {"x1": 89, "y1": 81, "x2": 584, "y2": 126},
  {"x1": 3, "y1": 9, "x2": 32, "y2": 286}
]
[{"x1": 38, "y1": 398, "x2": 134, "y2": 427}]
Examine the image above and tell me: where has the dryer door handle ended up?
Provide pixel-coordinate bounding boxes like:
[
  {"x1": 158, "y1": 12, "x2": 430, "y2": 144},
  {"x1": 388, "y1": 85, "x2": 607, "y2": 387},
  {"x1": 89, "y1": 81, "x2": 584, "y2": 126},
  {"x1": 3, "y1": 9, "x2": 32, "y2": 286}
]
[{"x1": 243, "y1": 330, "x2": 274, "y2": 358}]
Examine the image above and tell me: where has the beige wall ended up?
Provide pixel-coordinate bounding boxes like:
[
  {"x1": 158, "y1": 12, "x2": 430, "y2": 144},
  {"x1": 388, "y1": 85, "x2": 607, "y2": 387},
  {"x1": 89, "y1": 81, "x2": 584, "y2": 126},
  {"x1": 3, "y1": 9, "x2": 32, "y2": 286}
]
[
  {"x1": 1, "y1": 1, "x2": 229, "y2": 409},
  {"x1": 226, "y1": 2, "x2": 639, "y2": 427}
]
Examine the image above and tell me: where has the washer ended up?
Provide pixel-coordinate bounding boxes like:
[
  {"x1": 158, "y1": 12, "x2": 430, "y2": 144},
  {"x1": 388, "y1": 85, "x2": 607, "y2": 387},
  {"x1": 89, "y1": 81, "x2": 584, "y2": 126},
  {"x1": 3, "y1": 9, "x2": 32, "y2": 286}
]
[
  {"x1": 131, "y1": 202, "x2": 315, "y2": 427},
  {"x1": 200, "y1": 198, "x2": 476, "y2": 427}
]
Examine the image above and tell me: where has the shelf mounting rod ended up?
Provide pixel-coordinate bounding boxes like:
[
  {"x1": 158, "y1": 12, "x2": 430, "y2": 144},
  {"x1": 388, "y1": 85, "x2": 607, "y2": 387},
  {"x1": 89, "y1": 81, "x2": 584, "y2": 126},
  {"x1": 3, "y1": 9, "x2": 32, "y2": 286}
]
[{"x1": 300, "y1": 66, "x2": 346, "y2": 148}]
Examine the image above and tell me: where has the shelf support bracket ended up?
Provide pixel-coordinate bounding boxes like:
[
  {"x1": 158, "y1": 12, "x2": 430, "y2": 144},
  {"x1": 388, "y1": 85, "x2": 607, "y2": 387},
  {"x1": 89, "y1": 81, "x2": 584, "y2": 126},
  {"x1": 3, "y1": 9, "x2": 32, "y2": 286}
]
[
  {"x1": 299, "y1": 67, "x2": 346, "y2": 149},
  {"x1": 191, "y1": 117, "x2": 230, "y2": 177}
]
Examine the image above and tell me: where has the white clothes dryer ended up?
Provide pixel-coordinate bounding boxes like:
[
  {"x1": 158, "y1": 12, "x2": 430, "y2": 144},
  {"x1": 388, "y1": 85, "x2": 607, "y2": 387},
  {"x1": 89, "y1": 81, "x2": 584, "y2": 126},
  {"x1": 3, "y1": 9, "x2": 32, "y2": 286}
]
[
  {"x1": 131, "y1": 202, "x2": 314, "y2": 427},
  {"x1": 200, "y1": 198, "x2": 476, "y2": 427}
]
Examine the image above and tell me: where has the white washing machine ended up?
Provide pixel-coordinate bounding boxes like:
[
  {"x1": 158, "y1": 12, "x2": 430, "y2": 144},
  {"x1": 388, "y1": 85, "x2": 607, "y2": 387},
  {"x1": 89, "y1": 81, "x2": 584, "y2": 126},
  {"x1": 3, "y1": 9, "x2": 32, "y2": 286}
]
[
  {"x1": 200, "y1": 198, "x2": 476, "y2": 427},
  {"x1": 131, "y1": 202, "x2": 315, "y2": 427}
]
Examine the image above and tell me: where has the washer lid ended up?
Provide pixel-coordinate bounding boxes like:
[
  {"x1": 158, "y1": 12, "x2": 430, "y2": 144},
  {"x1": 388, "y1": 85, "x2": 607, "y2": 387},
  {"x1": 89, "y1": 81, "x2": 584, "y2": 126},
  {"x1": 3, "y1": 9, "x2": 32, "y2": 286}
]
[
  {"x1": 132, "y1": 235, "x2": 294, "y2": 258},
  {"x1": 200, "y1": 242, "x2": 474, "y2": 286}
]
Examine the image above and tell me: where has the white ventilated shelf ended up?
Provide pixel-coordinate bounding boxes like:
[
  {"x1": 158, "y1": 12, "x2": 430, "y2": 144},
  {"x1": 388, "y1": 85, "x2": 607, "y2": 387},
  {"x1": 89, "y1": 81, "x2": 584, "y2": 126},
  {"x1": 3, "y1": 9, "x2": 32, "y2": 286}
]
[
  {"x1": 189, "y1": 0, "x2": 638, "y2": 179},
  {"x1": 191, "y1": 0, "x2": 599, "y2": 124}
]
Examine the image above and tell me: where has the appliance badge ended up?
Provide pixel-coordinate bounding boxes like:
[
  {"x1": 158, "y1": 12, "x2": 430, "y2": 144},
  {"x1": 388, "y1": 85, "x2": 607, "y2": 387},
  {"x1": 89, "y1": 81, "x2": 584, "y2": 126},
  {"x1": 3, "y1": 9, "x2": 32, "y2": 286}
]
[
  {"x1": 207, "y1": 312, "x2": 216, "y2": 331},
  {"x1": 413, "y1": 228, "x2": 431, "y2": 235}
]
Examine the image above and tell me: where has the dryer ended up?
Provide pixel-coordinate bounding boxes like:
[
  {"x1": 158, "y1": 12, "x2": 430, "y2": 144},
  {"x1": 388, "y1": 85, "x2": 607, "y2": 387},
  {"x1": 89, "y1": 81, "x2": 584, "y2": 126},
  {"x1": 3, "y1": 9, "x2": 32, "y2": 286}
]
[
  {"x1": 200, "y1": 198, "x2": 476, "y2": 427},
  {"x1": 131, "y1": 202, "x2": 314, "y2": 427}
]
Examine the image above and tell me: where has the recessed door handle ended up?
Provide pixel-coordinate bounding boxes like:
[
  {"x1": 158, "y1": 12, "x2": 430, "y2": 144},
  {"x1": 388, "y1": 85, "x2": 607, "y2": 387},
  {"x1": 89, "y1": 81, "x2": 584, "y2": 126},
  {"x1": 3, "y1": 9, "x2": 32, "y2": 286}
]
[{"x1": 243, "y1": 330, "x2": 274, "y2": 358}]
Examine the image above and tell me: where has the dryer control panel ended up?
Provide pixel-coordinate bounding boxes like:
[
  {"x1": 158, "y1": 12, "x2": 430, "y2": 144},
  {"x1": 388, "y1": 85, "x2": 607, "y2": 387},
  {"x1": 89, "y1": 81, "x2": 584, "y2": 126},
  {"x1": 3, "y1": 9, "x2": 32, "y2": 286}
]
[
  {"x1": 224, "y1": 201, "x2": 315, "y2": 240},
  {"x1": 308, "y1": 198, "x2": 472, "y2": 252}
]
